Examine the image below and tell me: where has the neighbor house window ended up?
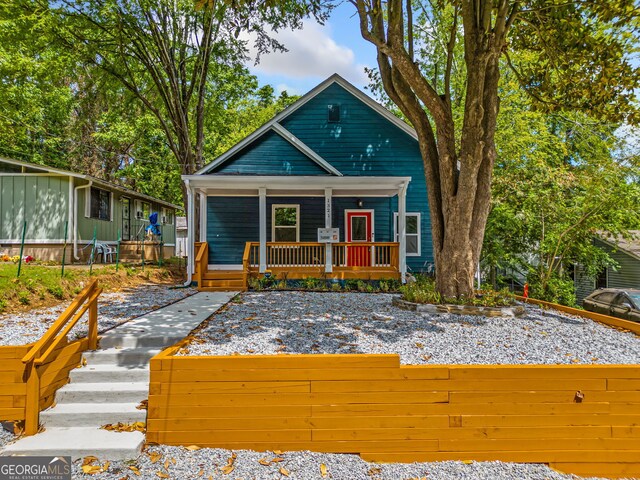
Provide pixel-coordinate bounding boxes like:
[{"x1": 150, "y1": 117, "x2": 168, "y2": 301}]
[
  {"x1": 328, "y1": 104, "x2": 340, "y2": 123},
  {"x1": 272, "y1": 204, "x2": 299, "y2": 242},
  {"x1": 596, "y1": 268, "x2": 608, "y2": 289},
  {"x1": 161, "y1": 207, "x2": 174, "y2": 225},
  {"x1": 394, "y1": 212, "x2": 421, "y2": 256},
  {"x1": 89, "y1": 187, "x2": 111, "y2": 221},
  {"x1": 135, "y1": 200, "x2": 151, "y2": 221}
]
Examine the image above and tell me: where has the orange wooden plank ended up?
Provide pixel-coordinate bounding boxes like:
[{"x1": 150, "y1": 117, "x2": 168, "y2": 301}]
[
  {"x1": 147, "y1": 417, "x2": 311, "y2": 431},
  {"x1": 439, "y1": 437, "x2": 636, "y2": 452},
  {"x1": 449, "y1": 365, "x2": 640, "y2": 380},
  {"x1": 147, "y1": 429, "x2": 311, "y2": 444},
  {"x1": 152, "y1": 367, "x2": 448, "y2": 383},
  {"x1": 311, "y1": 378, "x2": 606, "y2": 393},
  {"x1": 612, "y1": 425, "x2": 640, "y2": 437},
  {"x1": 161, "y1": 354, "x2": 400, "y2": 371},
  {"x1": 1, "y1": 384, "x2": 26, "y2": 395},
  {"x1": 461, "y1": 414, "x2": 640, "y2": 427},
  {"x1": 0, "y1": 407, "x2": 25, "y2": 420},
  {"x1": 150, "y1": 391, "x2": 449, "y2": 407},
  {"x1": 311, "y1": 402, "x2": 611, "y2": 417},
  {"x1": 313, "y1": 425, "x2": 611, "y2": 441},
  {"x1": 608, "y1": 378, "x2": 640, "y2": 390},
  {"x1": 157, "y1": 381, "x2": 310, "y2": 395},
  {"x1": 450, "y1": 390, "x2": 617, "y2": 404},
  {"x1": 309, "y1": 415, "x2": 449, "y2": 429},
  {"x1": 148, "y1": 404, "x2": 312, "y2": 419}
]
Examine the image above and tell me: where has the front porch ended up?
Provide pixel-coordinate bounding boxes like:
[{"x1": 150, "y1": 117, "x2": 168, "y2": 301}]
[
  {"x1": 185, "y1": 175, "x2": 412, "y2": 292},
  {"x1": 194, "y1": 241, "x2": 401, "y2": 291}
]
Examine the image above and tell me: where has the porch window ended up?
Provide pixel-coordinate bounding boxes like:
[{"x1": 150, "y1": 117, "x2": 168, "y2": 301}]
[
  {"x1": 89, "y1": 187, "x2": 111, "y2": 221},
  {"x1": 394, "y1": 212, "x2": 421, "y2": 256},
  {"x1": 272, "y1": 204, "x2": 299, "y2": 242},
  {"x1": 135, "y1": 200, "x2": 151, "y2": 221},
  {"x1": 161, "y1": 207, "x2": 174, "y2": 225}
]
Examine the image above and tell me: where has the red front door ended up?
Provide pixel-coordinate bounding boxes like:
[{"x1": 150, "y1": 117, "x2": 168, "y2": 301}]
[{"x1": 346, "y1": 210, "x2": 373, "y2": 266}]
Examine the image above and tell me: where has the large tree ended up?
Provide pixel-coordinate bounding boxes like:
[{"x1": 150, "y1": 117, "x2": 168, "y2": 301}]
[
  {"x1": 32, "y1": 0, "x2": 325, "y2": 205},
  {"x1": 352, "y1": 0, "x2": 639, "y2": 297}
]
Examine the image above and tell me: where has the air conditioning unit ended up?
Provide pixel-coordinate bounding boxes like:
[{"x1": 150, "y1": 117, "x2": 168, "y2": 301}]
[
  {"x1": 162, "y1": 216, "x2": 167, "y2": 224},
  {"x1": 136, "y1": 211, "x2": 144, "y2": 219}
]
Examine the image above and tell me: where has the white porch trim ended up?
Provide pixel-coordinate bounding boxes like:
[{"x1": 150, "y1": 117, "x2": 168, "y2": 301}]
[
  {"x1": 398, "y1": 182, "x2": 408, "y2": 282},
  {"x1": 259, "y1": 187, "x2": 267, "y2": 273},
  {"x1": 324, "y1": 187, "x2": 332, "y2": 273}
]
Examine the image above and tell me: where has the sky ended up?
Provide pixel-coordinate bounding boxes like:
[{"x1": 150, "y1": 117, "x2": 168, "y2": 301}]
[{"x1": 245, "y1": 3, "x2": 377, "y2": 96}]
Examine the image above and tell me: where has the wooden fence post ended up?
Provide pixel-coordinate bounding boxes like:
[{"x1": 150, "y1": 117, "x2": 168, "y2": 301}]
[
  {"x1": 88, "y1": 290, "x2": 98, "y2": 350},
  {"x1": 24, "y1": 361, "x2": 40, "y2": 435}
]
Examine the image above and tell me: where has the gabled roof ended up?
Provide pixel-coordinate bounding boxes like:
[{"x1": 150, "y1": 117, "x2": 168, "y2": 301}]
[
  {"x1": 599, "y1": 231, "x2": 640, "y2": 262},
  {"x1": 197, "y1": 73, "x2": 418, "y2": 175},
  {"x1": 0, "y1": 157, "x2": 181, "y2": 209}
]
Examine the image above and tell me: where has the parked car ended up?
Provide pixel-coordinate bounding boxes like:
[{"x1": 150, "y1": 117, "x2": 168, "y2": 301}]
[{"x1": 583, "y1": 288, "x2": 640, "y2": 323}]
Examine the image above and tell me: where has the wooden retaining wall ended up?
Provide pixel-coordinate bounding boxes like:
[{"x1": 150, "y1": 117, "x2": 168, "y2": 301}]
[
  {"x1": 148, "y1": 352, "x2": 640, "y2": 479},
  {"x1": 0, "y1": 338, "x2": 87, "y2": 424}
]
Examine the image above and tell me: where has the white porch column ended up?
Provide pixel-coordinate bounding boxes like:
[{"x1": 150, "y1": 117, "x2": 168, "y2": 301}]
[
  {"x1": 259, "y1": 187, "x2": 267, "y2": 273},
  {"x1": 186, "y1": 183, "x2": 195, "y2": 277},
  {"x1": 398, "y1": 183, "x2": 408, "y2": 282},
  {"x1": 324, "y1": 187, "x2": 332, "y2": 273},
  {"x1": 199, "y1": 191, "x2": 207, "y2": 242}
]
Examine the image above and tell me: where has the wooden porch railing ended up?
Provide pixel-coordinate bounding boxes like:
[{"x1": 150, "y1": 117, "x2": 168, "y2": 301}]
[
  {"x1": 246, "y1": 242, "x2": 399, "y2": 271},
  {"x1": 194, "y1": 241, "x2": 208, "y2": 287},
  {"x1": 21, "y1": 279, "x2": 102, "y2": 435}
]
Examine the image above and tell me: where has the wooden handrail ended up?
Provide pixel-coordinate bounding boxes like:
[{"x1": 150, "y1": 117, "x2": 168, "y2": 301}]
[
  {"x1": 21, "y1": 279, "x2": 101, "y2": 435},
  {"x1": 194, "y1": 242, "x2": 208, "y2": 287},
  {"x1": 245, "y1": 242, "x2": 400, "y2": 247},
  {"x1": 22, "y1": 279, "x2": 100, "y2": 365},
  {"x1": 195, "y1": 242, "x2": 207, "y2": 264}
]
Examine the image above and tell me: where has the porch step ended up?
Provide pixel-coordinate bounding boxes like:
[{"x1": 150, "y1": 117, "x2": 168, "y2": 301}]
[
  {"x1": 200, "y1": 287, "x2": 247, "y2": 292},
  {"x1": 203, "y1": 271, "x2": 244, "y2": 280},
  {"x1": 201, "y1": 279, "x2": 245, "y2": 288}
]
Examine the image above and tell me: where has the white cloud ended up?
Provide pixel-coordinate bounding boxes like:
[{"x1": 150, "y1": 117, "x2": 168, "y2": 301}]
[
  {"x1": 275, "y1": 83, "x2": 301, "y2": 96},
  {"x1": 245, "y1": 22, "x2": 370, "y2": 87}
]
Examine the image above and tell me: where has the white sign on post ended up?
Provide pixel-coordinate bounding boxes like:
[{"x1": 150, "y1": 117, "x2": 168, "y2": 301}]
[{"x1": 318, "y1": 228, "x2": 339, "y2": 243}]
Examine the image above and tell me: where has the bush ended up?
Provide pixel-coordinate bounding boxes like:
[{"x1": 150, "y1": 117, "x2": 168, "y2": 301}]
[
  {"x1": 400, "y1": 275, "x2": 515, "y2": 307},
  {"x1": 18, "y1": 291, "x2": 30, "y2": 305},
  {"x1": 47, "y1": 285, "x2": 65, "y2": 300},
  {"x1": 528, "y1": 273, "x2": 576, "y2": 307}
]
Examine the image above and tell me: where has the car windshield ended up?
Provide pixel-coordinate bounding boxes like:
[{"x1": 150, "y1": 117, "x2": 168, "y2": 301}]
[{"x1": 627, "y1": 292, "x2": 640, "y2": 307}]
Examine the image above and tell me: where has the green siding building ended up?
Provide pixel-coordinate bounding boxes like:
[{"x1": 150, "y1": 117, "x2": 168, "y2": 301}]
[{"x1": 0, "y1": 158, "x2": 179, "y2": 263}]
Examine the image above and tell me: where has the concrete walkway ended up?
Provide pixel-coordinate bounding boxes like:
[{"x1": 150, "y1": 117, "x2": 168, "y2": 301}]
[{"x1": 2, "y1": 291, "x2": 237, "y2": 460}]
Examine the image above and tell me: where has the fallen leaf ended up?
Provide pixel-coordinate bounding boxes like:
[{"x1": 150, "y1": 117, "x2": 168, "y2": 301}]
[
  {"x1": 279, "y1": 466, "x2": 290, "y2": 477},
  {"x1": 273, "y1": 450, "x2": 283, "y2": 455},
  {"x1": 171, "y1": 458, "x2": 176, "y2": 465},
  {"x1": 368, "y1": 467, "x2": 382, "y2": 476},
  {"x1": 82, "y1": 456, "x2": 98, "y2": 466},
  {"x1": 271, "y1": 457, "x2": 285, "y2": 463},
  {"x1": 320, "y1": 463, "x2": 328, "y2": 477},
  {"x1": 81, "y1": 465, "x2": 102, "y2": 474},
  {"x1": 102, "y1": 461, "x2": 110, "y2": 472},
  {"x1": 149, "y1": 452, "x2": 162, "y2": 464},
  {"x1": 258, "y1": 458, "x2": 271, "y2": 466},
  {"x1": 156, "y1": 472, "x2": 170, "y2": 478},
  {"x1": 129, "y1": 466, "x2": 141, "y2": 476},
  {"x1": 163, "y1": 460, "x2": 170, "y2": 470},
  {"x1": 136, "y1": 400, "x2": 148, "y2": 410},
  {"x1": 462, "y1": 460, "x2": 473, "y2": 464},
  {"x1": 185, "y1": 445, "x2": 201, "y2": 451},
  {"x1": 220, "y1": 465, "x2": 234, "y2": 475}
]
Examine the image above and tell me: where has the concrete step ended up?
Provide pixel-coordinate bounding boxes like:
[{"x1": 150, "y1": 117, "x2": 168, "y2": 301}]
[
  {"x1": 82, "y1": 347, "x2": 161, "y2": 366},
  {"x1": 69, "y1": 365, "x2": 150, "y2": 383},
  {"x1": 55, "y1": 382, "x2": 148, "y2": 404},
  {"x1": 40, "y1": 403, "x2": 146, "y2": 428},
  {"x1": 1, "y1": 427, "x2": 144, "y2": 461},
  {"x1": 99, "y1": 334, "x2": 184, "y2": 349}
]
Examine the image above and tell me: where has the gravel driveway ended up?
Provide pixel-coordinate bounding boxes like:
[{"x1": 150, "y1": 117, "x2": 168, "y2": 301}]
[
  {"x1": 72, "y1": 446, "x2": 605, "y2": 479},
  {"x1": 182, "y1": 291, "x2": 640, "y2": 364},
  {"x1": 0, "y1": 285, "x2": 197, "y2": 346}
]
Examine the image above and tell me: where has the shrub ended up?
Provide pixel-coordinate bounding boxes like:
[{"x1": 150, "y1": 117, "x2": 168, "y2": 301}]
[
  {"x1": 47, "y1": 285, "x2": 65, "y2": 300},
  {"x1": 18, "y1": 291, "x2": 30, "y2": 305},
  {"x1": 400, "y1": 276, "x2": 514, "y2": 307}
]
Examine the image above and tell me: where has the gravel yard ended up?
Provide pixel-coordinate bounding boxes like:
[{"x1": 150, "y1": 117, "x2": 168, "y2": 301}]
[
  {"x1": 0, "y1": 285, "x2": 197, "y2": 346},
  {"x1": 182, "y1": 292, "x2": 640, "y2": 364},
  {"x1": 72, "y1": 446, "x2": 605, "y2": 480},
  {"x1": 0, "y1": 426, "x2": 15, "y2": 449}
]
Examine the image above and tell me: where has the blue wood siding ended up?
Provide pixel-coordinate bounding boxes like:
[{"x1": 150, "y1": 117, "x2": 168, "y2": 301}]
[
  {"x1": 209, "y1": 130, "x2": 329, "y2": 176},
  {"x1": 205, "y1": 81, "x2": 432, "y2": 271},
  {"x1": 207, "y1": 197, "x2": 259, "y2": 264}
]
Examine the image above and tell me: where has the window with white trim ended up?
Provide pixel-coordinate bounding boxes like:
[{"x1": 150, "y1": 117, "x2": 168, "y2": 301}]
[
  {"x1": 89, "y1": 187, "x2": 112, "y2": 221},
  {"x1": 394, "y1": 212, "x2": 421, "y2": 256},
  {"x1": 135, "y1": 200, "x2": 151, "y2": 221},
  {"x1": 272, "y1": 204, "x2": 299, "y2": 242},
  {"x1": 161, "y1": 207, "x2": 174, "y2": 225}
]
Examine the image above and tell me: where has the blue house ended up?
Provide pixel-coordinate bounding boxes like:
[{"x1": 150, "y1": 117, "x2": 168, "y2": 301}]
[{"x1": 183, "y1": 74, "x2": 432, "y2": 290}]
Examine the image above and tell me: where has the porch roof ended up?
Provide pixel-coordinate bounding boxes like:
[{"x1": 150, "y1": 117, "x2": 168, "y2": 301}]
[{"x1": 182, "y1": 175, "x2": 411, "y2": 197}]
